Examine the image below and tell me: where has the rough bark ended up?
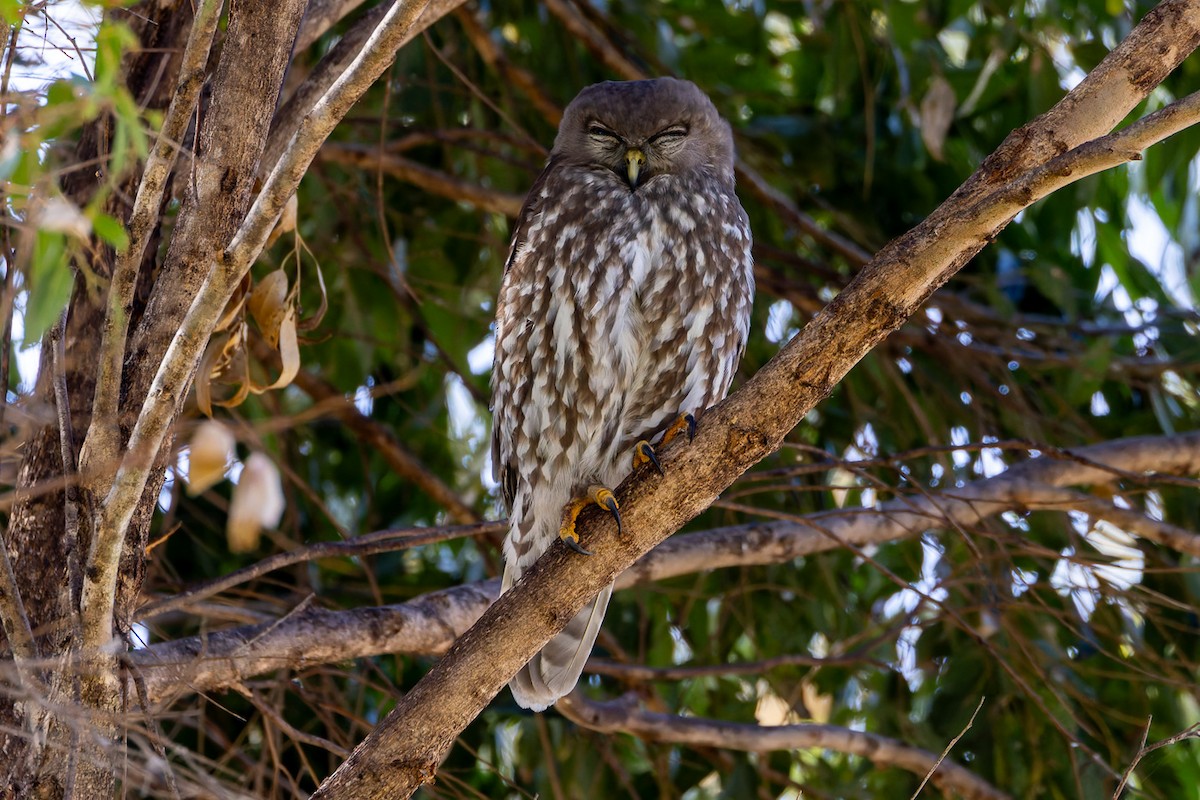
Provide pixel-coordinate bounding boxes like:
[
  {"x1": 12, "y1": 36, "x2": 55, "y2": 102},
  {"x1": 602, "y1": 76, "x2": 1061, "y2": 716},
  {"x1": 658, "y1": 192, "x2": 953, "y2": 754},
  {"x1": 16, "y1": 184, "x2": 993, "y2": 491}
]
[{"x1": 0, "y1": 1, "x2": 197, "y2": 792}]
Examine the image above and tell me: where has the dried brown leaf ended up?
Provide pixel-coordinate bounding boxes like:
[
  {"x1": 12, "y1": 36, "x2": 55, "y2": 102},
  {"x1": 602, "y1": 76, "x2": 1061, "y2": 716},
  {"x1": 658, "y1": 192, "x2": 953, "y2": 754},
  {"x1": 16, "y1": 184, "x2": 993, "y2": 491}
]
[
  {"x1": 920, "y1": 76, "x2": 957, "y2": 162},
  {"x1": 249, "y1": 269, "x2": 289, "y2": 348},
  {"x1": 226, "y1": 452, "x2": 284, "y2": 553},
  {"x1": 186, "y1": 420, "x2": 235, "y2": 496},
  {"x1": 250, "y1": 304, "x2": 300, "y2": 394}
]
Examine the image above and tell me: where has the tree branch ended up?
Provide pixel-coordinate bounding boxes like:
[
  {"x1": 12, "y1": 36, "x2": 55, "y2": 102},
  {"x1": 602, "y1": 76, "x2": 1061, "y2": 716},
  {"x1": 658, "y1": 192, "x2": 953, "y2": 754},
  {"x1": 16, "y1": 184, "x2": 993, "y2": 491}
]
[
  {"x1": 83, "y1": 0, "x2": 439, "y2": 652},
  {"x1": 132, "y1": 430, "x2": 1200, "y2": 704},
  {"x1": 453, "y1": 4, "x2": 563, "y2": 127},
  {"x1": 78, "y1": 0, "x2": 222, "y2": 501},
  {"x1": 263, "y1": 0, "x2": 464, "y2": 176},
  {"x1": 307, "y1": 4, "x2": 1200, "y2": 793},
  {"x1": 557, "y1": 693, "x2": 1009, "y2": 800},
  {"x1": 136, "y1": 521, "x2": 502, "y2": 621},
  {"x1": 317, "y1": 142, "x2": 525, "y2": 215},
  {"x1": 296, "y1": 0, "x2": 371, "y2": 52},
  {"x1": 81, "y1": 0, "x2": 311, "y2": 652}
]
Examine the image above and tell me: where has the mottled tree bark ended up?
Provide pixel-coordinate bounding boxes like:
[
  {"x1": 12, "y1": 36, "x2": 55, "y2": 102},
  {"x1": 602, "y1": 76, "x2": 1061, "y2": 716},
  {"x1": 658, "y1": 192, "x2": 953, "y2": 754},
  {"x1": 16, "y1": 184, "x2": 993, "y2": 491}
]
[
  {"x1": 0, "y1": 0, "x2": 461, "y2": 794},
  {"x1": 0, "y1": 3, "x2": 195, "y2": 793}
]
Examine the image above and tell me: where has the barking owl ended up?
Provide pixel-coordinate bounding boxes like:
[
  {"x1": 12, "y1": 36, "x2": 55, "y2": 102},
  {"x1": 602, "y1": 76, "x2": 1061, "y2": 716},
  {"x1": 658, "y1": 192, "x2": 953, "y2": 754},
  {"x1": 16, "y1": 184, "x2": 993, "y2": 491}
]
[{"x1": 491, "y1": 77, "x2": 754, "y2": 710}]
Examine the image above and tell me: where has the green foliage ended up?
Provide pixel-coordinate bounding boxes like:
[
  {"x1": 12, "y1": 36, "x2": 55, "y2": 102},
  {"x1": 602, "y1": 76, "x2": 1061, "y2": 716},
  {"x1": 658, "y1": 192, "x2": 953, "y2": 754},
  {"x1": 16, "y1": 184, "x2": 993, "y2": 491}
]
[
  {"x1": 4, "y1": 7, "x2": 146, "y2": 348},
  {"x1": 10, "y1": 0, "x2": 1198, "y2": 797},
  {"x1": 24, "y1": 230, "x2": 71, "y2": 342}
]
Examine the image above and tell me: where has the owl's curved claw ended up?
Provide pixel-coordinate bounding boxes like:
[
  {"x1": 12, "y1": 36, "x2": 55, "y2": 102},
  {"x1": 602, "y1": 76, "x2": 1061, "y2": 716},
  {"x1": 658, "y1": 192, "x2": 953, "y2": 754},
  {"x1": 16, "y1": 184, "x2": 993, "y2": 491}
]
[
  {"x1": 633, "y1": 440, "x2": 664, "y2": 475},
  {"x1": 682, "y1": 413, "x2": 697, "y2": 442},
  {"x1": 559, "y1": 485, "x2": 622, "y2": 554},
  {"x1": 658, "y1": 412, "x2": 698, "y2": 450},
  {"x1": 563, "y1": 535, "x2": 593, "y2": 556},
  {"x1": 597, "y1": 490, "x2": 623, "y2": 537}
]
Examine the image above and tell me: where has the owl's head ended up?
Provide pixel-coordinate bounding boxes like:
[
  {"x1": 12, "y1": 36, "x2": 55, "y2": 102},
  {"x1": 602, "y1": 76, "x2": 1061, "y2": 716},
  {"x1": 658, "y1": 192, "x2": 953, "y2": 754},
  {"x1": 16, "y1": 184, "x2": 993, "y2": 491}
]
[{"x1": 552, "y1": 78, "x2": 735, "y2": 190}]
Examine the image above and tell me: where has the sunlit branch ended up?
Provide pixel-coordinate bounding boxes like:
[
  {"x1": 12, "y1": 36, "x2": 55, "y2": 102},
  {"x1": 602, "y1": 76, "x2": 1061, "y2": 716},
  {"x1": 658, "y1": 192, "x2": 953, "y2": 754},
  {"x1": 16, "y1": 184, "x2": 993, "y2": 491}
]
[{"x1": 79, "y1": 0, "x2": 222, "y2": 503}]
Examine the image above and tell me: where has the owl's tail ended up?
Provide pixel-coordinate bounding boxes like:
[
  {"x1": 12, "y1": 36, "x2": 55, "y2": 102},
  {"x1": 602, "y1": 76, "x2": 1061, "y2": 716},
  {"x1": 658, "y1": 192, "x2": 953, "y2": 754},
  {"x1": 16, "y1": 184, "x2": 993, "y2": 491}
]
[{"x1": 503, "y1": 562, "x2": 613, "y2": 711}]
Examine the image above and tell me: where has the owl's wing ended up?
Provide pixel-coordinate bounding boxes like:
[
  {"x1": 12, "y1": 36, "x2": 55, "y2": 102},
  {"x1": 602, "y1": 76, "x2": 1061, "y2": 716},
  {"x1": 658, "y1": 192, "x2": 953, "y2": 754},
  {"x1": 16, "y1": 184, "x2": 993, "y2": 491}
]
[
  {"x1": 490, "y1": 157, "x2": 560, "y2": 508},
  {"x1": 501, "y1": 156, "x2": 560, "y2": 277}
]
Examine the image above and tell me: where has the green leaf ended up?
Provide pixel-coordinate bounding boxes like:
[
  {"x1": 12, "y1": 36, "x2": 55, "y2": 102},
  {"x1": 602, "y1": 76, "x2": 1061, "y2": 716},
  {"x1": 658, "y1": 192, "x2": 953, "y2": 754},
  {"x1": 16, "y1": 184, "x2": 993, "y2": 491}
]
[
  {"x1": 93, "y1": 22, "x2": 139, "y2": 93},
  {"x1": 107, "y1": 90, "x2": 147, "y2": 180},
  {"x1": 91, "y1": 212, "x2": 129, "y2": 251},
  {"x1": 0, "y1": 0, "x2": 21, "y2": 26},
  {"x1": 24, "y1": 232, "x2": 74, "y2": 345}
]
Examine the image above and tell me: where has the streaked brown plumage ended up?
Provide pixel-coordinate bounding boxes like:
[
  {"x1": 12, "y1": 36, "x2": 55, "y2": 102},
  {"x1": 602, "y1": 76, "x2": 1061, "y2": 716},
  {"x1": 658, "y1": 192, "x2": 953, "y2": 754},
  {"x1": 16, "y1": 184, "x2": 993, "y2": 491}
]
[{"x1": 491, "y1": 78, "x2": 754, "y2": 710}]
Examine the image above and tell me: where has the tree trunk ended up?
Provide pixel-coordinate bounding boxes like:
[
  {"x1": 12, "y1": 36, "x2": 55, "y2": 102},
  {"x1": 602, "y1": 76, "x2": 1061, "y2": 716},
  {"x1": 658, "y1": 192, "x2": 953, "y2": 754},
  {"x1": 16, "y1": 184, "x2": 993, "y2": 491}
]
[{"x1": 0, "y1": 3, "x2": 196, "y2": 793}]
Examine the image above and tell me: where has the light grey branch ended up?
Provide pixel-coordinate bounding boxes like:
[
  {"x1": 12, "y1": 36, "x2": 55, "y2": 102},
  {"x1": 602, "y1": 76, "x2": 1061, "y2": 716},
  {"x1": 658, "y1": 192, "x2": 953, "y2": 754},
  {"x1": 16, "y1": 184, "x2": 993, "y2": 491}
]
[
  {"x1": 79, "y1": 0, "x2": 223, "y2": 497},
  {"x1": 263, "y1": 0, "x2": 464, "y2": 176},
  {"x1": 558, "y1": 693, "x2": 1010, "y2": 800}
]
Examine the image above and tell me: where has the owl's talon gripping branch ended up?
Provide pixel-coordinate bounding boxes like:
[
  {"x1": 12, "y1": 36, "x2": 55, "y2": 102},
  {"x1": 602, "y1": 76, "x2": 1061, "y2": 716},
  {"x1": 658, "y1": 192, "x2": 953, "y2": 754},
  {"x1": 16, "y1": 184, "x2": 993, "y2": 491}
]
[
  {"x1": 633, "y1": 440, "x2": 664, "y2": 475},
  {"x1": 670, "y1": 412, "x2": 699, "y2": 445},
  {"x1": 560, "y1": 485, "x2": 622, "y2": 556},
  {"x1": 632, "y1": 413, "x2": 698, "y2": 473}
]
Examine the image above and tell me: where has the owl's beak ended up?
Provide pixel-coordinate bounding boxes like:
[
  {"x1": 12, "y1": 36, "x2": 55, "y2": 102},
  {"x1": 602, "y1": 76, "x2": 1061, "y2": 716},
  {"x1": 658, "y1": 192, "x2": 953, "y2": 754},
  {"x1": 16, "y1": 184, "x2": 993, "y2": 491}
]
[{"x1": 625, "y1": 148, "x2": 646, "y2": 188}]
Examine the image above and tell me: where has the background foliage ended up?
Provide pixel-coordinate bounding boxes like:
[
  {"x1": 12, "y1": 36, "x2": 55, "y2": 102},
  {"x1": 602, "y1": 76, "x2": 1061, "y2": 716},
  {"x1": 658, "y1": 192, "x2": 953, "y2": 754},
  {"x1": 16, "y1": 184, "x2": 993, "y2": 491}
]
[{"x1": 3, "y1": 0, "x2": 1199, "y2": 797}]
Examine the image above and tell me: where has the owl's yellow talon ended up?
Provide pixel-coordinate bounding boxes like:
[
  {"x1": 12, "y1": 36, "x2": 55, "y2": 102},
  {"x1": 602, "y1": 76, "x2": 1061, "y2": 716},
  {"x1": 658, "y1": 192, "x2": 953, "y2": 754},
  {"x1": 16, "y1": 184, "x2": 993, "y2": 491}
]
[
  {"x1": 633, "y1": 440, "x2": 664, "y2": 474},
  {"x1": 559, "y1": 485, "x2": 622, "y2": 554},
  {"x1": 630, "y1": 413, "x2": 698, "y2": 475},
  {"x1": 592, "y1": 487, "x2": 622, "y2": 537},
  {"x1": 660, "y1": 412, "x2": 697, "y2": 448}
]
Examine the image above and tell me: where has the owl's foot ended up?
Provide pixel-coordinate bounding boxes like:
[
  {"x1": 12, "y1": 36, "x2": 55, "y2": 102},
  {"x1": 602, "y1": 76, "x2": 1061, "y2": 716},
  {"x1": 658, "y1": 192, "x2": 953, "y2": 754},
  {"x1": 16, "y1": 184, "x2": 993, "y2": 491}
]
[
  {"x1": 560, "y1": 485, "x2": 621, "y2": 556},
  {"x1": 632, "y1": 413, "x2": 698, "y2": 475}
]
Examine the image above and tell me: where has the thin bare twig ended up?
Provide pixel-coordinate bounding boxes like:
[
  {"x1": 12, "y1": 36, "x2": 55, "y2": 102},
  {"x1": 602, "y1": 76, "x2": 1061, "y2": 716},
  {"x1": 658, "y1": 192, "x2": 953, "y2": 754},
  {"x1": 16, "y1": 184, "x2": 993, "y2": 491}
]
[
  {"x1": 49, "y1": 313, "x2": 84, "y2": 616},
  {"x1": 245, "y1": 688, "x2": 351, "y2": 758},
  {"x1": 453, "y1": 5, "x2": 563, "y2": 127},
  {"x1": 289, "y1": 367, "x2": 482, "y2": 523},
  {"x1": 136, "y1": 520, "x2": 501, "y2": 620},
  {"x1": 1112, "y1": 719, "x2": 1200, "y2": 799},
  {"x1": 911, "y1": 697, "x2": 986, "y2": 799},
  {"x1": 319, "y1": 143, "x2": 524, "y2": 215},
  {"x1": 126, "y1": 658, "x2": 183, "y2": 800}
]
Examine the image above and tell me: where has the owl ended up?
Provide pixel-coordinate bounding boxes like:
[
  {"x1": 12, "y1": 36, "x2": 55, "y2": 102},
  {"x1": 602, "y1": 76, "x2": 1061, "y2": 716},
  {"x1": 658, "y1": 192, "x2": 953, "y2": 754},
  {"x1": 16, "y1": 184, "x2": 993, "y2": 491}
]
[{"x1": 491, "y1": 78, "x2": 754, "y2": 710}]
